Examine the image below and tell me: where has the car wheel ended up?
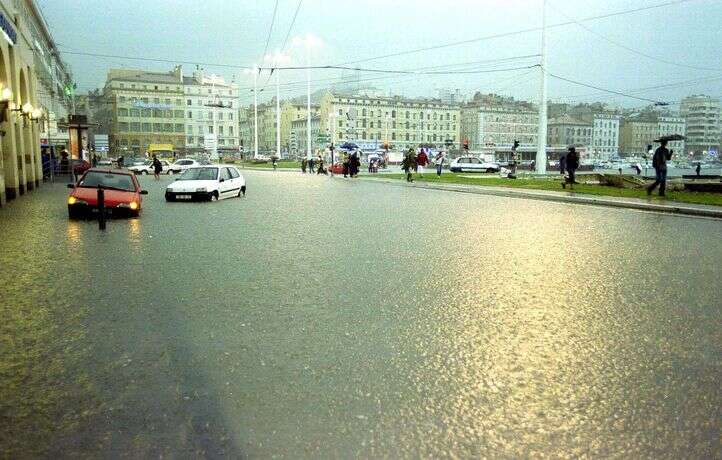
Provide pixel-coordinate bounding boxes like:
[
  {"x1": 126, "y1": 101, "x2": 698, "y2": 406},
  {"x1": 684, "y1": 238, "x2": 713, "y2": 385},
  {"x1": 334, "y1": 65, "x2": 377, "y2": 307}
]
[
  {"x1": 486, "y1": 168, "x2": 497, "y2": 173},
  {"x1": 209, "y1": 191, "x2": 219, "y2": 202},
  {"x1": 167, "y1": 170, "x2": 174, "y2": 175},
  {"x1": 165, "y1": 193, "x2": 174, "y2": 202},
  {"x1": 141, "y1": 170, "x2": 148, "y2": 175}
]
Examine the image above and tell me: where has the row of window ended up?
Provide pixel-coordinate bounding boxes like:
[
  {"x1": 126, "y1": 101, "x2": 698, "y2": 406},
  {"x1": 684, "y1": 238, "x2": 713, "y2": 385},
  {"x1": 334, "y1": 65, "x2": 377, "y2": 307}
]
[
  {"x1": 338, "y1": 120, "x2": 457, "y2": 131},
  {"x1": 186, "y1": 111, "x2": 234, "y2": 120},
  {"x1": 117, "y1": 122, "x2": 184, "y2": 133},
  {"x1": 117, "y1": 83, "x2": 181, "y2": 92},
  {"x1": 186, "y1": 99, "x2": 234, "y2": 108},
  {"x1": 186, "y1": 137, "x2": 238, "y2": 146},
  {"x1": 118, "y1": 96, "x2": 181, "y2": 105},
  {"x1": 330, "y1": 132, "x2": 458, "y2": 142},
  {"x1": 337, "y1": 98, "x2": 451, "y2": 111},
  {"x1": 336, "y1": 108, "x2": 457, "y2": 121},
  {"x1": 118, "y1": 108, "x2": 184, "y2": 119},
  {"x1": 187, "y1": 125, "x2": 235, "y2": 136}
]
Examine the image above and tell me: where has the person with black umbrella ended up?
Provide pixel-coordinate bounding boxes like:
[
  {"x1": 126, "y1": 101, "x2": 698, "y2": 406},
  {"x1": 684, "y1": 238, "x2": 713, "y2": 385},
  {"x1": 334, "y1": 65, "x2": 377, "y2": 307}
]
[{"x1": 647, "y1": 139, "x2": 672, "y2": 197}]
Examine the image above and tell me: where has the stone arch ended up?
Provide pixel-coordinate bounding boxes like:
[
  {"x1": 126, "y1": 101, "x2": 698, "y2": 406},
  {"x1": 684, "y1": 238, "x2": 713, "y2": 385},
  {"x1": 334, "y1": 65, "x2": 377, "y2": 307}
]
[{"x1": 0, "y1": 40, "x2": 10, "y2": 202}]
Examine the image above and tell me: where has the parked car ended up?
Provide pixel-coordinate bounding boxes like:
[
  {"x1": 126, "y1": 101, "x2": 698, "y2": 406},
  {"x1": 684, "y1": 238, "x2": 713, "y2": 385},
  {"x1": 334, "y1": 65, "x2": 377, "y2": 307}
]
[
  {"x1": 97, "y1": 159, "x2": 114, "y2": 167},
  {"x1": 167, "y1": 158, "x2": 203, "y2": 175},
  {"x1": 128, "y1": 159, "x2": 171, "y2": 175},
  {"x1": 67, "y1": 168, "x2": 148, "y2": 218},
  {"x1": 165, "y1": 165, "x2": 246, "y2": 201},
  {"x1": 449, "y1": 156, "x2": 500, "y2": 173}
]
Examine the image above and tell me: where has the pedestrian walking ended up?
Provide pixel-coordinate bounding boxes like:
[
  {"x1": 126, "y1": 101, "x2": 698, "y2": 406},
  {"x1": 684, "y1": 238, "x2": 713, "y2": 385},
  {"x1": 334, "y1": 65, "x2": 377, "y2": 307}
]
[
  {"x1": 301, "y1": 158, "x2": 308, "y2": 173},
  {"x1": 647, "y1": 139, "x2": 672, "y2": 197},
  {"x1": 308, "y1": 156, "x2": 315, "y2": 175},
  {"x1": 401, "y1": 148, "x2": 417, "y2": 182},
  {"x1": 350, "y1": 152, "x2": 361, "y2": 177},
  {"x1": 562, "y1": 146, "x2": 579, "y2": 189},
  {"x1": 434, "y1": 150, "x2": 446, "y2": 177},
  {"x1": 342, "y1": 153, "x2": 350, "y2": 177},
  {"x1": 91, "y1": 153, "x2": 98, "y2": 168},
  {"x1": 117, "y1": 154, "x2": 124, "y2": 169},
  {"x1": 152, "y1": 154, "x2": 162, "y2": 180},
  {"x1": 416, "y1": 148, "x2": 429, "y2": 176},
  {"x1": 316, "y1": 154, "x2": 326, "y2": 174},
  {"x1": 696, "y1": 162, "x2": 701, "y2": 177},
  {"x1": 559, "y1": 152, "x2": 567, "y2": 185}
]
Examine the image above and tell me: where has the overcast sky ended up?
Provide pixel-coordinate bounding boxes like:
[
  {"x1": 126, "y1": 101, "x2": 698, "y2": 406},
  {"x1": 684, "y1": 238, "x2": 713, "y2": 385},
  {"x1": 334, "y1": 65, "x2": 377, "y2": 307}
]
[{"x1": 39, "y1": 0, "x2": 722, "y2": 108}]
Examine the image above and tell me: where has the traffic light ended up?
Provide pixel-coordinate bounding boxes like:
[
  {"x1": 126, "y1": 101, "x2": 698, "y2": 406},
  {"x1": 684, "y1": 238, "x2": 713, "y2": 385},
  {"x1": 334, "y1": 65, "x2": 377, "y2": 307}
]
[{"x1": 463, "y1": 139, "x2": 469, "y2": 151}]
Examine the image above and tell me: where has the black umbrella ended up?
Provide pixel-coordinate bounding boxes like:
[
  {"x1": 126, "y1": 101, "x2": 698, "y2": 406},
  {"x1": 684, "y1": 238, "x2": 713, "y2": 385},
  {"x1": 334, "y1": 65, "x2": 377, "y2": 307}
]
[
  {"x1": 654, "y1": 134, "x2": 685, "y2": 142},
  {"x1": 339, "y1": 142, "x2": 359, "y2": 151}
]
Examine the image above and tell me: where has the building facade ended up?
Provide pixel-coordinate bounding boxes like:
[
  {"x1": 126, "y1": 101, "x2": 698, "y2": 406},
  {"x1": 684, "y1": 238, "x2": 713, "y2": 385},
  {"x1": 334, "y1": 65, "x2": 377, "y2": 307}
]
[
  {"x1": 680, "y1": 95, "x2": 720, "y2": 156},
  {"x1": 1, "y1": 0, "x2": 61, "y2": 205},
  {"x1": 183, "y1": 69, "x2": 239, "y2": 153},
  {"x1": 318, "y1": 91, "x2": 461, "y2": 151},
  {"x1": 289, "y1": 116, "x2": 321, "y2": 156},
  {"x1": 105, "y1": 67, "x2": 186, "y2": 156},
  {"x1": 460, "y1": 101, "x2": 538, "y2": 152},
  {"x1": 547, "y1": 115, "x2": 593, "y2": 149},
  {"x1": 657, "y1": 116, "x2": 686, "y2": 155},
  {"x1": 590, "y1": 113, "x2": 620, "y2": 159}
]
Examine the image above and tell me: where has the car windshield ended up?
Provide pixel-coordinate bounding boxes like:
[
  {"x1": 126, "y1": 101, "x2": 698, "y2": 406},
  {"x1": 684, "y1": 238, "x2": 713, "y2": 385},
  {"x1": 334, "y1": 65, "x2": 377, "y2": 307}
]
[
  {"x1": 78, "y1": 171, "x2": 136, "y2": 191},
  {"x1": 178, "y1": 167, "x2": 218, "y2": 181}
]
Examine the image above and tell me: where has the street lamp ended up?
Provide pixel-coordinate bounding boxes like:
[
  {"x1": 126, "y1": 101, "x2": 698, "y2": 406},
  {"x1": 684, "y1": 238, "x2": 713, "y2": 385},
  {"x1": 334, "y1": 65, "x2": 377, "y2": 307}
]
[
  {"x1": 243, "y1": 65, "x2": 259, "y2": 159},
  {"x1": 264, "y1": 51, "x2": 291, "y2": 160},
  {"x1": 292, "y1": 34, "x2": 323, "y2": 160}
]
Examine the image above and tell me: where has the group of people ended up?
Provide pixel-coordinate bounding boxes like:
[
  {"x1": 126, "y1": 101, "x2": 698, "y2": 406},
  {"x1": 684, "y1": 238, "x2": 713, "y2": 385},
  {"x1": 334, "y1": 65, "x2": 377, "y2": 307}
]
[
  {"x1": 301, "y1": 154, "x2": 328, "y2": 175},
  {"x1": 401, "y1": 148, "x2": 447, "y2": 182}
]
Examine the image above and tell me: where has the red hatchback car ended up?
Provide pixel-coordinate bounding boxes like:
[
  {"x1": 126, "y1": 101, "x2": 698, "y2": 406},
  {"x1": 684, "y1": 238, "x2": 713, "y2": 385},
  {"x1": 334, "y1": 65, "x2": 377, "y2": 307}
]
[{"x1": 67, "y1": 168, "x2": 148, "y2": 218}]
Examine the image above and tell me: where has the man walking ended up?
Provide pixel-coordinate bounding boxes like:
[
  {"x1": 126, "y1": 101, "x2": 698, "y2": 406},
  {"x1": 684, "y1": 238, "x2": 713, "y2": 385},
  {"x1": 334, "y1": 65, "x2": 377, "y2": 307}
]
[
  {"x1": 401, "y1": 148, "x2": 417, "y2": 182},
  {"x1": 416, "y1": 148, "x2": 429, "y2": 177},
  {"x1": 562, "y1": 146, "x2": 579, "y2": 189},
  {"x1": 647, "y1": 139, "x2": 671, "y2": 197},
  {"x1": 434, "y1": 150, "x2": 446, "y2": 177}
]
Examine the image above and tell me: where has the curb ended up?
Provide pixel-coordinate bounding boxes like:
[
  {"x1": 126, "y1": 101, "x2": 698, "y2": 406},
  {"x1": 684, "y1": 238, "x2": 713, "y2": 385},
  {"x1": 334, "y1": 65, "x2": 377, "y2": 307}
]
[{"x1": 364, "y1": 178, "x2": 722, "y2": 220}]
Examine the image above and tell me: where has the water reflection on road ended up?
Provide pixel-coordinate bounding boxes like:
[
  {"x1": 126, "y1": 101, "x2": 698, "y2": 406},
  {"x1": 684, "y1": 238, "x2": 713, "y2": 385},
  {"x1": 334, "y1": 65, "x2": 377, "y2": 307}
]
[{"x1": 1, "y1": 172, "x2": 720, "y2": 458}]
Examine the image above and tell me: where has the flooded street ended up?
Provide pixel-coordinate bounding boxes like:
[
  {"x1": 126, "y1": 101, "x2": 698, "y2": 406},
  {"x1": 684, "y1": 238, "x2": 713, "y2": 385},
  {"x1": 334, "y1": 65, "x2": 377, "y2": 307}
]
[{"x1": 1, "y1": 170, "x2": 720, "y2": 458}]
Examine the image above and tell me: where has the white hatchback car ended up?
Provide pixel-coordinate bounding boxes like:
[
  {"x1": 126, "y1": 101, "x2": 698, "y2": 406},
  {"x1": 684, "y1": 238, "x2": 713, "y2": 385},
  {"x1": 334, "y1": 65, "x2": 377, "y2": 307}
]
[
  {"x1": 167, "y1": 158, "x2": 203, "y2": 175},
  {"x1": 165, "y1": 165, "x2": 246, "y2": 201},
  {"x1": 449, "y1": 156, "x2": 500, "y2": 173},
  {"x1": 128, "y1": 159, "x2": 170, "y2": 175}
]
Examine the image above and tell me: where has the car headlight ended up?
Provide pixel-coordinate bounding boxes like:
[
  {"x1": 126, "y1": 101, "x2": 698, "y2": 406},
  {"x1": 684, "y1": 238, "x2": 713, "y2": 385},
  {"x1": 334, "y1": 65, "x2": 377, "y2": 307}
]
[
  {"x1": 68, "y1": 197, "x2": 87, "y2": 205},
  {"x1": 117, "y1": 202, "x2": 139, "y2": 210},
  {"x1": 195, "y1": 187, "x2": 207, "y2": 192}
]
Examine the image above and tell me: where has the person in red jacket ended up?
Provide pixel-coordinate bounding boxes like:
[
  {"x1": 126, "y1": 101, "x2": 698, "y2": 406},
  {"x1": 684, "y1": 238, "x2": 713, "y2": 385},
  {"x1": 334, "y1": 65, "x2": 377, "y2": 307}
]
[{"x1": 416, "y1": 148, "x2": 429, "y2": 176}]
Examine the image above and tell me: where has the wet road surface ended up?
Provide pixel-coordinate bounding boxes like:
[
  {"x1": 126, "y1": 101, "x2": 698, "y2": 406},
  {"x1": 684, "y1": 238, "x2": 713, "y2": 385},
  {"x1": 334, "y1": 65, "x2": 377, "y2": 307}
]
[{"x1": 1, "y1": 171, "x2": 721, "y2": 458}]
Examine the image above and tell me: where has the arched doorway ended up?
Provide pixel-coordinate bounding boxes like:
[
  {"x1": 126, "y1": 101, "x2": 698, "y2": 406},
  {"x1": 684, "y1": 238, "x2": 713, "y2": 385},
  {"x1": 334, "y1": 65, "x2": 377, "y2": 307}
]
[{"x1": 0, "y1": 43, "x2": 14, "y2": 201}]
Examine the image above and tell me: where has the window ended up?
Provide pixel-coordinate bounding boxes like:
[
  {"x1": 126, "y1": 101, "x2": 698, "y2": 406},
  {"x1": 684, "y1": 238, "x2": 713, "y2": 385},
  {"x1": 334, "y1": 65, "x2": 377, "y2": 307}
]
[
  {"x1": 188, "y1": 136, "x2": 194, "y2": 144},
  {"x1": 119, "y1": 83, "x2": 125, "y2": 89},
  {"x1": 130, "y1": 109, "x2": 140, "y2": 117},
  {"x1": 229, "y1": 168, "x2": 240, "y2": 179},
  {"x1": 229, "y1": 126, "x2": 234, "y2": 135},
  {"x1": 153, "y1": 123, "x2": 163, "y2": 132},
  {"x1": 153, "y1": 109, "x2": 163, "y2": 118},
  {"x1": 131, "y1": 84, "x2": 135, "y2": 89},
  {"x1": 175, "y1": 124, "x2": 184, "y2": 133},
  {"x1": 218, "y1": 112, "x2": 224, "y2": 121},
  {"x1": 130, "y1": 122, "x2": 141, "y2": 131},
  {"x1": 188, "y1": 111, "x2": 192, "y2": 119},
  {"x1": 187, "y1": 99, "x2": 192, "y2": 106},
  {"x1": 391, "y1": 110, "x2": 396, "y2": 118},
  {"x1": 219, "y1": 126, "x2": 224, "y2": 135},
  {"x1": 175, "y1": 110, "x2": 184, "y2": 118},
  {"x1": 142, "y1": 123, "x2": 152, "y2": 132},
  {"x1": 229, "y1": 113, "x2": 233, "y2": 120},
  {"x1": 119, "y1": 96, "x2": 126, "y2": 103},
  {"x1": 208, "y1": 126, "x2": 214, "y2": 134},
  {"x1": 153, "y1": 98, "x2": 160, "y2": 104},
  {"x1": 221, "y1": 168, "x2": 232, "y2": 181},
  {"x1": 392, "y1": 132, "x2": 396, "y2": 140},
  {"x1": 118, "y1": 108, "x2": 129, "y2": 116},
  {"x1": 163, "y1": 123, "x2": 172, "y2": 132}
]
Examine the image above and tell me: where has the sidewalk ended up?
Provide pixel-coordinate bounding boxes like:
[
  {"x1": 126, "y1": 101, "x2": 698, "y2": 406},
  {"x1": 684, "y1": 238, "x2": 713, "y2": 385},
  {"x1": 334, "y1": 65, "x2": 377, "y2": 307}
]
[{"x1": 365, "y1": 177, "x2": 722, "y2": 219}]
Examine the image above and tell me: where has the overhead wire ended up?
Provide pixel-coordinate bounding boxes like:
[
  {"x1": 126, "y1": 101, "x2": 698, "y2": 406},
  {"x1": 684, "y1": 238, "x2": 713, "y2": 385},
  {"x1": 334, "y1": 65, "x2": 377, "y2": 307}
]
[
  {"x1": 547, "y1": 0, "x2": 721, "y2": 72},
  {"x1": 259, "y1": 0, "x2": 280, "y2": 65}
]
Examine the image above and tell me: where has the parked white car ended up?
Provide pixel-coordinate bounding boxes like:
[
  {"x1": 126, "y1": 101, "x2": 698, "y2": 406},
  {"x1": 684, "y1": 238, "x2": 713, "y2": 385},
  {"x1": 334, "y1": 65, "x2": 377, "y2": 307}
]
[
  {"x1": 449, "y1": 156, "x2": 500, "y2": 173},
  {"x1": 165, "y1": 165, "x2": 246, "y2": 201},
  {"x1": 167, "y1": 158, "x2": 203, "y2": 175},
  {"x1": 128, "y1": 159, "x2": 170, "y2": 175}
]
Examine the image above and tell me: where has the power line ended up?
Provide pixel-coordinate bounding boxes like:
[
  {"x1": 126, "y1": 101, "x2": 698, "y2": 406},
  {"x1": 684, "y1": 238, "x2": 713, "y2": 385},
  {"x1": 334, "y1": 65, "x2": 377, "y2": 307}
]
[
  {"x1": 258, "y1": 64, "x2": 540, "y2": 75},
  {"x1": 547, "y1": 0, "x2": 721, "y2": 72},
  {"x1": 259, "y1": 0, "x2": 280, "y2": 64},
  {"x1": 331, "y1": 0, "x2": 702, "y2": 66},
  {"x1": 59, "y1": 48, "x2": 253, "y2": 70},
  {"x1": 547, "y1": 72, "x2": 667, "y2": 103},
  {"x1": 280, "y1": 0, "x2": 303, "y2": 53}
]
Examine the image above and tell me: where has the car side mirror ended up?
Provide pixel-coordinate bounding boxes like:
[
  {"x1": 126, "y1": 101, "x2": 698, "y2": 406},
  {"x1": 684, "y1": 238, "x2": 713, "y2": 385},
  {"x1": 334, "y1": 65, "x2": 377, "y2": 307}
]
[
  {"x1": 67, "y1": 183, "x2": 75, "y2": 188},
  {"x1": 219, "y1": 178, "x2": 225, "y2": 183},
  {"x1": 140, "y1": 190, "x2": 148, "y2": 195}
]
